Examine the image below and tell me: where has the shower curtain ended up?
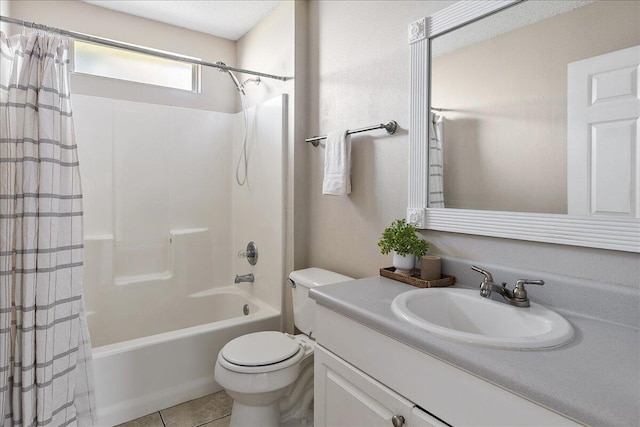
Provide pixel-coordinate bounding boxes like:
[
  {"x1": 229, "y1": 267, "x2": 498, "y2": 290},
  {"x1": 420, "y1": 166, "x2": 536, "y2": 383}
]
[
  {"x1": 0, "y1": 31, "x2": 96, "y2": 426},
  {"x1": 429, "y1": 112, "x2": 445, "y2": 208}
]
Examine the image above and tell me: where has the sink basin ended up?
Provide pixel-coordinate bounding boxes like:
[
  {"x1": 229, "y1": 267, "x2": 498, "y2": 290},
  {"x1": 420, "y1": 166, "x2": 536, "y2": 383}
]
[{"x1": 391, "y1": 288, "x2": 574, "y2": 349}]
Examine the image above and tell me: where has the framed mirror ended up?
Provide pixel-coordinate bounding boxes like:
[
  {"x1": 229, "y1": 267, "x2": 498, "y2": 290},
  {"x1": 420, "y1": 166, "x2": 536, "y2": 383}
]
[{"x1": 407, "y1": 0, "x2": 640, "y2": 252}]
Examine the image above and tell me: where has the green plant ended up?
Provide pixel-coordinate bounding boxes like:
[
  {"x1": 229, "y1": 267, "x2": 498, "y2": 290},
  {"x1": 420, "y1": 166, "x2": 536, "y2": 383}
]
[{"x1": 378, "y1": 219, "x2": 429, "y2": 257}]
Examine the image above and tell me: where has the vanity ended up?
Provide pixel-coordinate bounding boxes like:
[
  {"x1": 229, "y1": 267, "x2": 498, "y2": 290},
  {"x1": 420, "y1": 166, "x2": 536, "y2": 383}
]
[{"x1": 309, "y1": 258, "x2": 639, "y2": 427}]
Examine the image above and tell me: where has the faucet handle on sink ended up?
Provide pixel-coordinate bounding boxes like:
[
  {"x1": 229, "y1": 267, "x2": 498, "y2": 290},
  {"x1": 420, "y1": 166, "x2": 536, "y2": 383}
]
[{"x1": 513, "y1": 279, "x2": 544, "y2": 303}]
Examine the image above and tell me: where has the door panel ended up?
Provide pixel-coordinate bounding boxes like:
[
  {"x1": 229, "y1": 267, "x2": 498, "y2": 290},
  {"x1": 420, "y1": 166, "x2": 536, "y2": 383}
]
[{"x1": 567, "y1": 45, "x2": 640, "y2": 217}]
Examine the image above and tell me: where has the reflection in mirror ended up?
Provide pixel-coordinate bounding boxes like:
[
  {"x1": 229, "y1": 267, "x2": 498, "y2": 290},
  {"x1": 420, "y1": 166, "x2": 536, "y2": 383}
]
[{"x1": 429, "y1": 0, "x2": 640, "y2": 214}]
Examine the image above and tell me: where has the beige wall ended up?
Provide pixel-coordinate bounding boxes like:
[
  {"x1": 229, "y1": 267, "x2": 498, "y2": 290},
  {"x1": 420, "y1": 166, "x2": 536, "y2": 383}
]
[
  {"x1": 292, "y1": 1, "x2": 310, "y2": 274},
  {"x1": 304, "y1": 0, "x2": 639, "y2": 288},
  {"x1": 305, "y1": 0, "x2": 453, "y2": 278},
  {"x1": 432, "y1": 0, "x2": 640, "y2": 214},
  {"x1": 237, "y1": 2, "x2": 294, "y2": 110},
  {"x1": 8, "y1": 0, "x2": 237, "y2": 112}
]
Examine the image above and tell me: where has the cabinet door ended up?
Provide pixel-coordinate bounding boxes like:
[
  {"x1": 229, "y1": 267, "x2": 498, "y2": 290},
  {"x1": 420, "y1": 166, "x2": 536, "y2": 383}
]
[{"x1": 315, "y1": 345, "x2": 414, "y2": 427}]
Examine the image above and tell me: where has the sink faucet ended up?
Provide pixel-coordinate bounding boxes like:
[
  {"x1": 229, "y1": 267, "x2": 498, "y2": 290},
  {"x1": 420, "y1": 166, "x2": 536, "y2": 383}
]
[
  {"x1": 235, "y1": 273, "x2": 254, "y2": 284},
  {"x1": 471, "y1": 266, "x2": 544, "y2": 307}
]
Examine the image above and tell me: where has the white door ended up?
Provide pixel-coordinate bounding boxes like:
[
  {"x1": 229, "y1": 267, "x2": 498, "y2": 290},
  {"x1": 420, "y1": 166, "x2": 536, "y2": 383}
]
[{"x1": 567, "y1": 45, "x2": 640, "y2": 217}]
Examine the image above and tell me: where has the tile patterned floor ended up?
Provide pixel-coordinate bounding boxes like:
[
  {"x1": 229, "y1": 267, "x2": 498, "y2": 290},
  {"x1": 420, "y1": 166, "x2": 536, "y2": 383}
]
[{"x1": 117, "y1": 391, "x2": 233, "y2": 427}]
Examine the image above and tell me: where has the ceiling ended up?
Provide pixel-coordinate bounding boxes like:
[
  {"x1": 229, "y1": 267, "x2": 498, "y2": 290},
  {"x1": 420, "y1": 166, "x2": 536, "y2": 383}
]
[{"x1": 83, "y1": 1, "x2": 282, "y2": 41}]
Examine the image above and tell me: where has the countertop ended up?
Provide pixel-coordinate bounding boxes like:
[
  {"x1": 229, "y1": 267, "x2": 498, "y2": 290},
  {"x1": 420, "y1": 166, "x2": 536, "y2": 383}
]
[{"x1": 310, "y1": 275, "x2": 640, "y2": 427}]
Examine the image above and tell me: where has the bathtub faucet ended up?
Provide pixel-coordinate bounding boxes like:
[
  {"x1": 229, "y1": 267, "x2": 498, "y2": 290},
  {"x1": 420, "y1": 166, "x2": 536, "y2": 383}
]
[{"x1": 234, "y1": 273, "x2": 254, "y2": 284}]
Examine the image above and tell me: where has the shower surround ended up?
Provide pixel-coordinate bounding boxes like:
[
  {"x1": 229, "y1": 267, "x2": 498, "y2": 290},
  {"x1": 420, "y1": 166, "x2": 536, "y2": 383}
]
[{"x1": 73, "y1": 94, "x2": 286, "y2": 424}]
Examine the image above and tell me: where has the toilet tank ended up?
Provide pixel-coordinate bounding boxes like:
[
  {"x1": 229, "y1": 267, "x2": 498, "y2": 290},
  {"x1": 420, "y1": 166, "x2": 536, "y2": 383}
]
[{"x1": 289, "y1": 268, "x2": 353, "y2": 336}]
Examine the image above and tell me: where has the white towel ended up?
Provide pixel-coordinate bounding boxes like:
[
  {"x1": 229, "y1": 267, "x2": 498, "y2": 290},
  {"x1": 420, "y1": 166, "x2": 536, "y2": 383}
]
[{"x1": 322, "y1": 130, "x2": 351, "y2": 195}]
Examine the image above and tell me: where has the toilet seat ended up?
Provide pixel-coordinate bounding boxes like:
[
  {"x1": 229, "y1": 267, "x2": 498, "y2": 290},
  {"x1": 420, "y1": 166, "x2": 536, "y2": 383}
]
[{"x1": 219, "y1": 331, "x2": 305, "y2": 374}]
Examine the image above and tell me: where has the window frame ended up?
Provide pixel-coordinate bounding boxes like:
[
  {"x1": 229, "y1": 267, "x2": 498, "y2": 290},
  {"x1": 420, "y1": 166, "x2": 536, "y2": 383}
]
[{"x1": 71, "y1": 38, "x2": 202, "y2": 94}]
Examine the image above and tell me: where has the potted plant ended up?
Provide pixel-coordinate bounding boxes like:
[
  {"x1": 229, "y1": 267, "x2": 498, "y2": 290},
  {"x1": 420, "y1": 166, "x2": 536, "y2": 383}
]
[{"x1": 378, "y1": 219, "x2": 429, "y2": 272}]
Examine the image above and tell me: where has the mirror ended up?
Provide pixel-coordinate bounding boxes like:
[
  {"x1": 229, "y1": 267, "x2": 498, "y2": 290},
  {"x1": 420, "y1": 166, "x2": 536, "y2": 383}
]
[
  {"x1": 407, "y1": 0, "x2": 640, "y2": 252},
  {"x1": 430, "y1": 0, "x2": 639, "y2": 214}
]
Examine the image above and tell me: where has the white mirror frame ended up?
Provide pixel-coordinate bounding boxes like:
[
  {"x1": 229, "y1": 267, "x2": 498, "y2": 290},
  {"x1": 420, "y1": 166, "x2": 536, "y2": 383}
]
[{"x1": 407, "y1": 0, "x2": 640, "y2": 253}]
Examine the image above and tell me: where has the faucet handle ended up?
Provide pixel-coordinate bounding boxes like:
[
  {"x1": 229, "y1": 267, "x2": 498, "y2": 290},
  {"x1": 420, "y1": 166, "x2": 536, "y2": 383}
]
[
  {"x1": 513, "y1": 279, "x2": 544, "y2": 301},
  {"x1": 238, "y1": 241, "x2": 258, "y2": 265},
  {"x1": 515, "y1": 279, "x2": 544, "y2": 288},
  {"x1": 238, "y1": 249, "x2": 254, "y2": 258},
  {"x1": 471, "y1": 265, "x2": 493, "y2": 283}
]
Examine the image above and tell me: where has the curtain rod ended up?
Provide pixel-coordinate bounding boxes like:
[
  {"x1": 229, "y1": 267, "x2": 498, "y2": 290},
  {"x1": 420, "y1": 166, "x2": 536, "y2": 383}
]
[
  {"x1": 0, "y1": 15, "x2": 290, "y2": 82},
  {"x1": 305, "y1": 121, "x2": 398, "y2": 147}
]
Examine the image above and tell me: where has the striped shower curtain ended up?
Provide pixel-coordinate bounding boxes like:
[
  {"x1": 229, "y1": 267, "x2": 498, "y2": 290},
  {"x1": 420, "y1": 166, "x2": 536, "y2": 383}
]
[
  {"x1": 429, "y1": 112, "x2": 445, "y2": 208},
  {"x1": 0, "y1": 31, "x2": 96, "y2": 426}
]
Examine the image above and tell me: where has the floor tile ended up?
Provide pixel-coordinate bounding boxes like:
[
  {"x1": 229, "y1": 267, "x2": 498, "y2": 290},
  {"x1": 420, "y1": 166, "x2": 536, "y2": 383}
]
[
  {"x1": 161, "y1": 391, "x2": 233, "y2": 427},
  {"x1": 200, "y1": 415, "x2": 231, "y2": 427},
  {"x1": 117, "y1": 412, "x2": 164, "y2": 427}
]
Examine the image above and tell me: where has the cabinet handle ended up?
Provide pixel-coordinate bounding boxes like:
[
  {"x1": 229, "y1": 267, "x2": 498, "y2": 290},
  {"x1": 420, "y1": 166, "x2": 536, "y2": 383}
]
[{"x1": 391, "y1": 415, "x2": 405, "y2": 427}]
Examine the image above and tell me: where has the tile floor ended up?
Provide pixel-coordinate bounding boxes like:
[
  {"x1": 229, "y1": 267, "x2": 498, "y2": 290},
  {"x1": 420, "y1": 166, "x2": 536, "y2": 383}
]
[{"x1": 117, "y1": 391, "x2": 232, "y2": 427}]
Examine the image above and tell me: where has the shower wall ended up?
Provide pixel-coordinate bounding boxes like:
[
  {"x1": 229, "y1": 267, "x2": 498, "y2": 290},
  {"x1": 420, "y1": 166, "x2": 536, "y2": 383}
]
[
  {"x1": 231, "y1": 96, "x2": 287, "y2": 310},
  {"x1": 73, "y1": 95, "x2": 233, "y2": 296},
  {"x1": 74, "y1": 94, "x2": 286, "y2": 345}
]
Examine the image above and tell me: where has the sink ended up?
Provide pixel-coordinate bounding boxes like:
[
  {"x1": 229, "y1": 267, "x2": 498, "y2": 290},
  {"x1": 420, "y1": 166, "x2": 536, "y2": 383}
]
[{"x1": 391, "y1": 288, "x2": 574, "y2": 349}]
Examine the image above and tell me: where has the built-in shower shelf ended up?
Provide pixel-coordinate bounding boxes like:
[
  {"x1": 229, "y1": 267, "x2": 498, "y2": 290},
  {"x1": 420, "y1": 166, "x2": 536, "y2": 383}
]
[
  {"x1": 114, "y1": 271, "x2": 173, "y2": 286},
  {"x1": 170, "y1": 227, "x2": 209, "y2": 235}
]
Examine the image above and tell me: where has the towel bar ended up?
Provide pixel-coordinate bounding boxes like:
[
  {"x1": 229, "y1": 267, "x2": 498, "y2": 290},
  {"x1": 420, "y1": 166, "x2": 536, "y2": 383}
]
[{"x1": 305, "y1": 120, "x2": 397, "y2": 147}]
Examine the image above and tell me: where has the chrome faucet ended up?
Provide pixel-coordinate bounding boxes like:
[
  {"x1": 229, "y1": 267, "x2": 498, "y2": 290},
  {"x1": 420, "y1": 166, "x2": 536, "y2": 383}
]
[
  {"x1": 234, "y1": 273, "x2": 254, "y2": 284},
  {"x1": 471, "y1": 265, "x2": 544, "y2": 307}
]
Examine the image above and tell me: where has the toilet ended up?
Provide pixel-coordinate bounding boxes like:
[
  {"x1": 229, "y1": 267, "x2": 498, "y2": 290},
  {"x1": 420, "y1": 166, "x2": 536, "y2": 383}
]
[{"x1": 214, "y1": 268, "x2": 353, "y2": 427}]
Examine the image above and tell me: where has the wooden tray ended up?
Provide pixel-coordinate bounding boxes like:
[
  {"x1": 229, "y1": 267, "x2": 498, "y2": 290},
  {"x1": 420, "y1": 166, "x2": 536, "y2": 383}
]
[{"x1": 380, "y1": 267, "x2": 455, "y2": 288}]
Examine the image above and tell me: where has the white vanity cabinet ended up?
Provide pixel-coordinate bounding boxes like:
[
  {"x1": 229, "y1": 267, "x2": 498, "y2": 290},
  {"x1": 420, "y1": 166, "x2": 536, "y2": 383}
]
[
  {"x1": 313, "y1": 305, "x2": 581, "y2": 427},
  {"x1": 315, "y1": 344, "x2": 447, "y2": 427}
]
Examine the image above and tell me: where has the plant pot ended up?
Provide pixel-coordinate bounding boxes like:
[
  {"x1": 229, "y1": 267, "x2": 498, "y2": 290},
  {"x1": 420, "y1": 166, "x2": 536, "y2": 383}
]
[{"x1": 392, "y1": 251, "x2": 415, "y2": 273}]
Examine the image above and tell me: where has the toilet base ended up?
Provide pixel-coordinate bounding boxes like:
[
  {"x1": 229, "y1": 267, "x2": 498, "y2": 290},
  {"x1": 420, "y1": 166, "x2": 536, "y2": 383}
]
[{"x1": 230, "y1": 401, "x2": 280, "y2": 427}]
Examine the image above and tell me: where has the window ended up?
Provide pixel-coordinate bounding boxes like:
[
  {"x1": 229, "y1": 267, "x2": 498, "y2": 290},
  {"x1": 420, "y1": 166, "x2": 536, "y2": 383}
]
[{"x1": 73, "y1": 40, "x2": 201, "y2": 93}]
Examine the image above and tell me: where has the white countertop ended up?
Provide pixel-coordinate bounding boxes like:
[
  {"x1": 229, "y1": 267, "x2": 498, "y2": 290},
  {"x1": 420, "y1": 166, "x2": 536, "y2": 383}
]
[{"x1": 310, "y1": 275, "x2": 639, "y2": 427}]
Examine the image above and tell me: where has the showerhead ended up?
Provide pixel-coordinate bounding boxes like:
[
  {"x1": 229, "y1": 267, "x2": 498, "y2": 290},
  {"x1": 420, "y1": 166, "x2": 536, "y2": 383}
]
[
  {"x1": 214, "y1": 61, "x2": 245, "y2": 95},
  {"x1": 242, "y1": 77, "x2": 261, "y2": 87}
]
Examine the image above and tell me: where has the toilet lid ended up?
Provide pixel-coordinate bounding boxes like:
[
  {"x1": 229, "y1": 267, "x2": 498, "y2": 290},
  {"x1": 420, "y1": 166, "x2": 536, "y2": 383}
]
[{"x1": 221, "y1": 331, "x2": 301, "y2": 367}]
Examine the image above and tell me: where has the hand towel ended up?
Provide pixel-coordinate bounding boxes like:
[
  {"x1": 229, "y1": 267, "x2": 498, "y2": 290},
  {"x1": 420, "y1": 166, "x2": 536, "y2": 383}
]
[{"x1": 322, "y1": 130, "x2": 351, "y2": 195}]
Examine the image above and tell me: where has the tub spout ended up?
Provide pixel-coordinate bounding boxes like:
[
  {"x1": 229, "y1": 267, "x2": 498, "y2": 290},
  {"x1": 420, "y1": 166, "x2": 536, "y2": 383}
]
[{"x1": 235, "y1": 273, "x2": 254, "y2": 284}]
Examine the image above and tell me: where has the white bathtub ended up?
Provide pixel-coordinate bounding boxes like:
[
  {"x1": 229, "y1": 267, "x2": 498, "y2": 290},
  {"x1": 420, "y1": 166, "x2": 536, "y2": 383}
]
[{"x1": 91, "y1": 286, "x2": 280, "y2": 426}]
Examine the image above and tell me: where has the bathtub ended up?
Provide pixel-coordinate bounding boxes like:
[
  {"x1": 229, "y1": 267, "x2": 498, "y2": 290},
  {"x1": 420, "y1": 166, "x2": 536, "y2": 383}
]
[{"x1": 91, "y1": 286, "x2": 280, "y2": 426}]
